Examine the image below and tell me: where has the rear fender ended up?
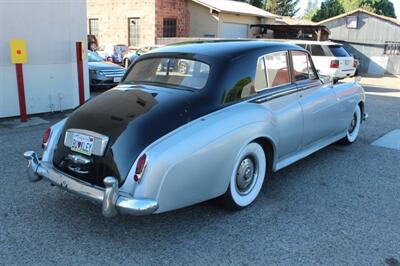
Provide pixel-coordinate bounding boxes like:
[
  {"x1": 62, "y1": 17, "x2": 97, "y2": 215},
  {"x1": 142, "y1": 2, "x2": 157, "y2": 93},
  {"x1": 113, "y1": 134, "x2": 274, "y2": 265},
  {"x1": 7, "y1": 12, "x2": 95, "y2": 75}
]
[{"x1": 129, "y1": 102, "x2": 279, "y2": 213}]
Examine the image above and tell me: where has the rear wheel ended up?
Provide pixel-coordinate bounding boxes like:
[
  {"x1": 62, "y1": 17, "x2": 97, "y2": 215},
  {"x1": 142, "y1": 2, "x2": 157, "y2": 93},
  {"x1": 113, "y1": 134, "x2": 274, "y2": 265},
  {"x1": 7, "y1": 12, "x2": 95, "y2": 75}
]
[
  {"x1": 340, "y1": 105, "x2": 361, "y2": 145},
  {"x1": 220, "y1": 142, "x2": 267, "y2": 210}
]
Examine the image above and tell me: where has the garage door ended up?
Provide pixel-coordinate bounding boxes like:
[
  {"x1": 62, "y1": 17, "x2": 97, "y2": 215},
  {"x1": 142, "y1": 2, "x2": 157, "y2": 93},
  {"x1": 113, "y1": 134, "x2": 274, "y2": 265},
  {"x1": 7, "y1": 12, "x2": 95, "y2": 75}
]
[{"x1": 222, "y1": 23, "x2": 248, "y2": 38}]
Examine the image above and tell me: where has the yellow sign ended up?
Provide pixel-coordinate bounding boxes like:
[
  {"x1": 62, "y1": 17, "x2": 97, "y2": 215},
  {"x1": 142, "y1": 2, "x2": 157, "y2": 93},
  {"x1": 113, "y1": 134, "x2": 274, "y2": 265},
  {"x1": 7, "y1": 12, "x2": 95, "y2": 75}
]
[{"x1": 10, "y1": 39, "x2": 27, "y2": 64}]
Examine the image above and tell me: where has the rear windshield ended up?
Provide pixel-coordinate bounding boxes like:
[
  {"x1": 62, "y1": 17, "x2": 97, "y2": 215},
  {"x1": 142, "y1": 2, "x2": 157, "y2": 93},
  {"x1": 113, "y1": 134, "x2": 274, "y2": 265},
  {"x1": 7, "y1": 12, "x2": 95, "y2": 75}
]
[
  {"x1": 124, "y1": 58, "x2": 210, "y2": 90},
  {"x1": 328, "y1": 45, "x2": 350, "y2": 57}
]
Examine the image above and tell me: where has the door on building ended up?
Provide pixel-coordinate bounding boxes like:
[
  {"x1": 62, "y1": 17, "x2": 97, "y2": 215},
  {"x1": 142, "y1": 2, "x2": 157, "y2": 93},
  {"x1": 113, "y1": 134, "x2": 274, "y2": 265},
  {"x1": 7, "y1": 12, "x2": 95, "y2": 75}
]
[{"x1": 222, "y1": 23, "x2": 248, "y2": 38}]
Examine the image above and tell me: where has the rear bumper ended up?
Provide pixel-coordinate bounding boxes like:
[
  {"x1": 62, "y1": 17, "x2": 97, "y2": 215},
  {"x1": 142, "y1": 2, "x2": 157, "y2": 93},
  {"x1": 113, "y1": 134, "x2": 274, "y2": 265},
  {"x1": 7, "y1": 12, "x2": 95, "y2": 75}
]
[{"x1": 23, "y1": 151, "x2": 158, "y2": 217}]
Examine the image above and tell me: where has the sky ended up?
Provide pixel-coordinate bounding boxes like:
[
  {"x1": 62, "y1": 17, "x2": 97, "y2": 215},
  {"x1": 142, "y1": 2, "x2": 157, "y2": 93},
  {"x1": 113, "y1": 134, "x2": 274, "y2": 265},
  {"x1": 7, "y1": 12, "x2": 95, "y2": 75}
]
[{"x1": 297, "y1": 0, "x2": 400, "y2": 18}]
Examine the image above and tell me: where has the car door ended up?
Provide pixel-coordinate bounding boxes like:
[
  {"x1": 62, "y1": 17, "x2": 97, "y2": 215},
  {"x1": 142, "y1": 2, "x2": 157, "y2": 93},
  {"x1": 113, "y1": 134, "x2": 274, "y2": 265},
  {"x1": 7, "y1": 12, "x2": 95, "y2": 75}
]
[
  {"x1": 253, "y1": 51, "x2": 303, "y2": 160},
  {"x1": 291, "y1": 50, "x2": 340, "y2": 147}
]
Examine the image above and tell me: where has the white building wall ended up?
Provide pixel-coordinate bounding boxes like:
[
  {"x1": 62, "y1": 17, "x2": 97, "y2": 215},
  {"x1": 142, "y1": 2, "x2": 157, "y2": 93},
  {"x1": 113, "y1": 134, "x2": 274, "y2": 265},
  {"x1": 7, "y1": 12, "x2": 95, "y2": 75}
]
[{"x1": 0, "y1": 0, "x2": 89, "y2": 118}]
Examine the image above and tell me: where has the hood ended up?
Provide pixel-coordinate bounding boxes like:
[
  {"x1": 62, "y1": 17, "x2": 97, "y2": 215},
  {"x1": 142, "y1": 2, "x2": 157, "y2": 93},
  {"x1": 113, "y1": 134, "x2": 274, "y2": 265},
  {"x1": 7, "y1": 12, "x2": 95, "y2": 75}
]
[
  {"x1": 53, "y1": 85, "x2": 193, "y2": 186},
  {"x1": 88, "y1": 61, "x2": 124, "y2": 70}
]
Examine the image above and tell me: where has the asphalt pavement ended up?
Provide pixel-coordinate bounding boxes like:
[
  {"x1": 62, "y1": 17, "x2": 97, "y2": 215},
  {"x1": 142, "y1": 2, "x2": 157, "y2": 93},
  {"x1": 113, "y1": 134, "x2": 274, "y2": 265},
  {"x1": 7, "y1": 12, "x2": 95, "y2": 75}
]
[{"x1": 0, "y1": 85, "x2": 399, "y2": 265}]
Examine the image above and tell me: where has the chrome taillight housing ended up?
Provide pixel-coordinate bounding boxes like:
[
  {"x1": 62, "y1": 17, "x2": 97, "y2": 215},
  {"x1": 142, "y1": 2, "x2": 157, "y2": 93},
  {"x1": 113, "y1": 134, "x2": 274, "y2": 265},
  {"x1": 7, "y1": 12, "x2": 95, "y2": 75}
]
[
  {"x1": 134, "y1": 154, "x2": 147, "y2": 182},
  {"x1": 42, "y1": 127, "x2": 52, "y2": 149}
]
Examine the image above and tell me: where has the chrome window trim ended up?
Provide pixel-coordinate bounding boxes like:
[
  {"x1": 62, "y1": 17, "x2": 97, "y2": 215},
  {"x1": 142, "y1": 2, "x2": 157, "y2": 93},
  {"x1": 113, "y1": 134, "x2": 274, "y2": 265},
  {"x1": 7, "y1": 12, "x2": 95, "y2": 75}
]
[
  {"x1": 249, "y1": 84, "x2": 298, "y2": 104},
  {"x1": 64, "y1": 128, "x2": 109, "y2": 157},
  {"x1": 255, "y1": 50, "x2": 292, "y2": 93}
]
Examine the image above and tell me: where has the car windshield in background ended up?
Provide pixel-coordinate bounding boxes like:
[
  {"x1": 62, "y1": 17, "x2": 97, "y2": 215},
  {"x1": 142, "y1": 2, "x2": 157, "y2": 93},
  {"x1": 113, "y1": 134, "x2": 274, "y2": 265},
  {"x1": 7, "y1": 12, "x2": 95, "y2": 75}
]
[
  {"x1": 329, "y1": 45, "x2": 350, "y2": 57},
  {"x1": 124, "y1": 58, "x2": 210, "y2": 90},
  {"x1": 88, "y1": 51, "x2": 104, "y2": 62}
]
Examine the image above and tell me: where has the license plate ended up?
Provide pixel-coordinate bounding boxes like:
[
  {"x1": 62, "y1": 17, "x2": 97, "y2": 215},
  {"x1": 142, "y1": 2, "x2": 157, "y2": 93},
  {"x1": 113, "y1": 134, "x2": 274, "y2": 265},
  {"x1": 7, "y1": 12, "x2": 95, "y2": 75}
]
[
  {"x1": 345, "y1": 60, "x2": 351, "y2": 65},
  {"x1": 71, "y1": 133, "x2": 94, "y2": 156},
  {"x1": 113, "y1": 77, "x2": 122, "y2": 83}
]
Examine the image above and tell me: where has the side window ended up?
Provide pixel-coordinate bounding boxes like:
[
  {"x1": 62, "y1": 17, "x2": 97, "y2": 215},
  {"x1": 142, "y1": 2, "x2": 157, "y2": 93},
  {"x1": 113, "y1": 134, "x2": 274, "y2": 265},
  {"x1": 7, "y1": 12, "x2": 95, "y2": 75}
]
[
  {"x1": 311, "y1": 45, "x2": 326, "y2": 56},
  {"x1": 264, "y1": 52, "x2": 290, "y2": 87},
  {"x1": 254, "y1": 57, "x2": 267, "y2": 91},
  {"x1": 292, "y1": 51, "x2": 317, "y2": 82}
]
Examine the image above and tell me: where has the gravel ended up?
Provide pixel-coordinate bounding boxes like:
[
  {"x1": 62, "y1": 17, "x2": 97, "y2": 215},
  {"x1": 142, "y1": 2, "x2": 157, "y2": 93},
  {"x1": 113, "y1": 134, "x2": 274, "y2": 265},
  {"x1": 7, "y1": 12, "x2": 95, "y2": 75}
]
[{"x1": 0, "y1": 86, "x2": 399, "y2": 265}]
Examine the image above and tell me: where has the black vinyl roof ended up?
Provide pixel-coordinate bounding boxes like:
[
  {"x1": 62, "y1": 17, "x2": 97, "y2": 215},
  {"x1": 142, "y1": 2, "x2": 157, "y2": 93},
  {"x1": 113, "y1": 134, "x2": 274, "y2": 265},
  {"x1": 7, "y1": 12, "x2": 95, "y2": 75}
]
[{"x1": 144, "y1": 40, "x2": 301, "y2": 60}]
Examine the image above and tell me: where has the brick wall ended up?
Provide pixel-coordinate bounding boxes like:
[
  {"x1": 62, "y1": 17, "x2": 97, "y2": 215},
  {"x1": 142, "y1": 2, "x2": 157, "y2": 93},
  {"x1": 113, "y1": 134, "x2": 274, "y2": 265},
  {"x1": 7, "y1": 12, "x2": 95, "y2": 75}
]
[
  {"x1": 155, "y1": 0, "x2": 190, "y2": 38},
  {"x1": 87, "y1": 0, "x2": 156, "y2": 47}
]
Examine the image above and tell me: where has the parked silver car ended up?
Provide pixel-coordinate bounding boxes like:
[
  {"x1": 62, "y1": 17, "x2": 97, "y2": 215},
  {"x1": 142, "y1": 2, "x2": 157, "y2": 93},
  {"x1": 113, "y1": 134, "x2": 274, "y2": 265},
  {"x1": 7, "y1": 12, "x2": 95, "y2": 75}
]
[
  {"x1": 88, "y1": 51, "x2": 126, "y2": 89},
  {"x1": 24, "y1": 41, "x2": 367, "y2": 217},
  {"x1": 123, "y1": 45, "x2": 162, "y2": 68}
]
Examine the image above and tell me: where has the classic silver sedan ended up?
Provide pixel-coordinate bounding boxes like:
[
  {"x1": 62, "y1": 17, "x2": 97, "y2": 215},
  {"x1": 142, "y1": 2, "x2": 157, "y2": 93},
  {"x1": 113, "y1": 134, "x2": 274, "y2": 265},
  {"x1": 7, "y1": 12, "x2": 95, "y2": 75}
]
[{"x1": 24, "y1": 41, "x2": 367, "y2": 217}]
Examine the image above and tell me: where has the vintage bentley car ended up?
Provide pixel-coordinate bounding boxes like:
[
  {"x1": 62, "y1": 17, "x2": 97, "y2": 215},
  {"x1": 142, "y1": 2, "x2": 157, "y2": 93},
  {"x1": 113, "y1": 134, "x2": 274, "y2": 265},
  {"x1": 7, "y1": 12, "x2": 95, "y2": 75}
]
[{"x1": 24, "y1": 41, "x2": 367, "y2": 217}]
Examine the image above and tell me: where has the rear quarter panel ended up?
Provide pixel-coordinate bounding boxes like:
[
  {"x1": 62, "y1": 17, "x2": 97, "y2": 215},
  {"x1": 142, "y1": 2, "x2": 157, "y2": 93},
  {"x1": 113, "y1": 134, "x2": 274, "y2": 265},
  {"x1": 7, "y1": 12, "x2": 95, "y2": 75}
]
[{"x1": 131, "y1": 103, "x2": 279, "y2": 213}]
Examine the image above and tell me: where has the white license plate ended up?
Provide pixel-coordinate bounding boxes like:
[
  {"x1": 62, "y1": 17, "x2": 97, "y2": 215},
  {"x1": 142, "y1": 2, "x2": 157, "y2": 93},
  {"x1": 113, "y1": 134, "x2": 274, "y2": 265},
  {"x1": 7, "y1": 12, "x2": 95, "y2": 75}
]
[
  {"x1": 71, "y1": 133, "x2": 94, "y2": 156},
  {"x1": 113, "y1": 77, "x2": 122, "y2": 83}
]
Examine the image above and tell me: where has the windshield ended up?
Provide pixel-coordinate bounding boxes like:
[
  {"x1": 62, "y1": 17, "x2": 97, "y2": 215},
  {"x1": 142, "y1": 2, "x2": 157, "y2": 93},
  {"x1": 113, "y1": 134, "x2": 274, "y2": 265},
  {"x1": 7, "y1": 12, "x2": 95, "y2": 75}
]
[
  {"x1": 329, "y1": 45, "x2": 350, "y2": 57},
  {"x1": 88, "y1": 51, "x2": 104, "y2": 62},
  {"x1": 124, "y1": 58, "x2": 210, "y2": 90}
]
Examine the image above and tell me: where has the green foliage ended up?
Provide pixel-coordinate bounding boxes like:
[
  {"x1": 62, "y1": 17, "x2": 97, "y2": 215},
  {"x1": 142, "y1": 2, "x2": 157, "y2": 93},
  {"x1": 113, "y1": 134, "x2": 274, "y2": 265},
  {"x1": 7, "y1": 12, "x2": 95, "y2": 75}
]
[
  {"x1": 302, "y1": 0, "x2": 319, "y2": 19},
  {"x1": 312, "y1": 0, "x2": 345, "y2": 22},
  {"x1": 249, "y1": 0, "x2": 265, "y2": 8},
  {"x1": 360, "y1": 0, "x2": 396, "y2": 18},
  {"x1": 266, "y1": 0, "x2": 300, "y2": 16}
]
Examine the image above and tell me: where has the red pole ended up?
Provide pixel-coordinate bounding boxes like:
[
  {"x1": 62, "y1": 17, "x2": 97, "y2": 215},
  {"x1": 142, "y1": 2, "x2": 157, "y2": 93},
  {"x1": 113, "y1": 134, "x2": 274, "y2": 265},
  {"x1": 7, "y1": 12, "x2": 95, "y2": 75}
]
[
  {"x1": 15, "y1": 63, "x2": 28, "y2": 122},
  {"x1": 75, "y1": 42, "x2": 85, "y2": 105}
]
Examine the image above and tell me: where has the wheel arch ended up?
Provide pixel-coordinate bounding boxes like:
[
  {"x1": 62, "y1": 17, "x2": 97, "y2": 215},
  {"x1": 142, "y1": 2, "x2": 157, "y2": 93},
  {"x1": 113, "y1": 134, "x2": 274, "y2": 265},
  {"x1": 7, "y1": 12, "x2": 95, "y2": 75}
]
[
  {"x1": 358, "y1": 100, "x2": 365, "y2": 123},
  {"x1": 252, "y1": 136, "x2": 276, "y2": 172}
]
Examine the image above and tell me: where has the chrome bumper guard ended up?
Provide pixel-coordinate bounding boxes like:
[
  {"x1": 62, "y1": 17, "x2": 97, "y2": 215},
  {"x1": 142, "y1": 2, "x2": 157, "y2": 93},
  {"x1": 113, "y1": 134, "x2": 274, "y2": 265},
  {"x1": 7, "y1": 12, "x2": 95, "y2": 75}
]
[
  {"x1": 363, "y1": 112, "x2": 368, "y2": 122},
  {"x1": 23, "y1": 151, "x2": 158, "y2": 217}
]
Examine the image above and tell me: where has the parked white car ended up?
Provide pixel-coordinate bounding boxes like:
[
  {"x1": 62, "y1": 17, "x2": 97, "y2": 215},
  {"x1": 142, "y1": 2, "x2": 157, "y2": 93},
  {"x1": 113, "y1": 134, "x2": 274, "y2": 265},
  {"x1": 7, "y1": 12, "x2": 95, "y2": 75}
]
[{"x1": 290, "y1": 41, "x2": 356, "y2": 81}]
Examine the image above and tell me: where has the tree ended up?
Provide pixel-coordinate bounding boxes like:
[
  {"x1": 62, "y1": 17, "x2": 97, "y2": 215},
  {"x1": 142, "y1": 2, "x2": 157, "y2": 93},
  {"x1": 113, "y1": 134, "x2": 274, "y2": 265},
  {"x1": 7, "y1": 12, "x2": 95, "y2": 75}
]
[
  {"x1": 266, "y1": 0, "x2": 300, "y2": 16},
  {"x1": 360, "y1": 0, "x2": 396, "y2": 18},
  {"x1": 312, "y1": 0, "x2": 345, "y2": 22},
  {"x1": 234, "y1": 0, "x2": 265, "y2": 9},
  {"x1": 339, "y1": 0, "x2": 362, "y2": 11},
  {"x1": 249, "y1": 0, "x2": 265, "y2": 8},
  {"x1": 302, "y1": 0, "x2": 319, "y2": 19}
]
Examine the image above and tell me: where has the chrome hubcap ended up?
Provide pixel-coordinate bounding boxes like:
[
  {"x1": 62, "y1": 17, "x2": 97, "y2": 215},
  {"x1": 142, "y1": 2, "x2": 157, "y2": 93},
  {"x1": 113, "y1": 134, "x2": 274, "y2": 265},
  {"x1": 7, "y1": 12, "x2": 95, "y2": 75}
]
[
  {"x1": 348, "y1": 113, "x2": 357, "y2": 133},
  {"x1": 236, "y1": 157, "x2": 257, "y2": 195}
]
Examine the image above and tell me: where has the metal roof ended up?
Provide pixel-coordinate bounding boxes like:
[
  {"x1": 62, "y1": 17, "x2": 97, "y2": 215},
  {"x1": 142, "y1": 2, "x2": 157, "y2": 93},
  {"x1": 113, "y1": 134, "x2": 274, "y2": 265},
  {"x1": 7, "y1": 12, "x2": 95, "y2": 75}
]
[
  {"x1": 316, "y1": 8, "x2": 400, "y2": 27},
  {"x1": 191, "y1": 0, "x2": 280, "y2": 18}
]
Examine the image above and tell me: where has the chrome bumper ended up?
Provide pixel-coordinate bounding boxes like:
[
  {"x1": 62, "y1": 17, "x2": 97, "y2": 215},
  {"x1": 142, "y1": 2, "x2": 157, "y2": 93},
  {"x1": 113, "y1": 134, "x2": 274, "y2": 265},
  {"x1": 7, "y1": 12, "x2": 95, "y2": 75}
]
[
  {"x1": 363, "y1": 112, "x2": 368, "y2": 122},
  {"x1": 23, "y1": 151, "x2": 158, "y2": 217}
]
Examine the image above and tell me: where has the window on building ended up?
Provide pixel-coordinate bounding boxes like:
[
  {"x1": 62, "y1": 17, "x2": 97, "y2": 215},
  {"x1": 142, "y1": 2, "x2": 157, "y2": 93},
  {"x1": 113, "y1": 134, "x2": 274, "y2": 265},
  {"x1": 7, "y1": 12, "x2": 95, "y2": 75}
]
[
  {"x1": 346, "y1": 16, "x2": 358, "y2": 29},
  {"x1": 88, "y1": 18, "x2": 99, "y2": 37},
  {"x1": 384, "y1": 42, "x2": 400, "y2": 55},
  {"x1": 163, "y1": 18, "x2": 177, "y2": 37},
  {"x1": 128, "y1": 17, "x2": 140, "y2": 47}
]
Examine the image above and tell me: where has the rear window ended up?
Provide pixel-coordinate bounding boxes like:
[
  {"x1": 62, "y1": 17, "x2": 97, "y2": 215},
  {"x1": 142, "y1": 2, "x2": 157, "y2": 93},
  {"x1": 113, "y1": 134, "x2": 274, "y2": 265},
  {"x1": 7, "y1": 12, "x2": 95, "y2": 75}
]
[
  {"x1": 328, "y1": 45, "x2": 350, "y2": 57},
  {"x1": 124, "y1": 58, "x2": 210, "y2": 90}
]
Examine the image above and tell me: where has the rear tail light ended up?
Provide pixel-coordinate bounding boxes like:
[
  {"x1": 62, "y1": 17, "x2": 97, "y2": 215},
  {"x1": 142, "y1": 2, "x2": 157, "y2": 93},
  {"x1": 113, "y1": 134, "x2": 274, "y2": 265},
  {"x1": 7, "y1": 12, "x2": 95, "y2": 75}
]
[
  {"x1": 330, "y1": 60, "x2": 339, "y2": 68},
  {"x1": 42, "y1": 127, "x2": 52, "y2": 149},
  {"x1": 134, "y1": 154, "x2": 147, "y2": 182}
]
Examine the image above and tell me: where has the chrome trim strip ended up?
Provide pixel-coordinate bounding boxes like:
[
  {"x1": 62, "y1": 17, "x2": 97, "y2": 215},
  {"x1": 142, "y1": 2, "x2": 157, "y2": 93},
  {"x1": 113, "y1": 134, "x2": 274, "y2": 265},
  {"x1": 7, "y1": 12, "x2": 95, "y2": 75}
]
[
  {"x1": 250, "y1": 87, "x2": 298, "y2": 103},
  {"x1": 24, "y1": 151, "x2": 158, "y2": 217},
  {"x1": 64, "y1": 128, "x2": 109, "y2": 157}
]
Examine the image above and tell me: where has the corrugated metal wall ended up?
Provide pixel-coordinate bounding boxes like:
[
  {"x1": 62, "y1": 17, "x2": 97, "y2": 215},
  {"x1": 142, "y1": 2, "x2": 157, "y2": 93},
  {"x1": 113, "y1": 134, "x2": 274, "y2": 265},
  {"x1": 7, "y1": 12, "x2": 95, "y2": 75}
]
[{"x1": 322, "y1": 11, "x2": 400, "y2": 75}]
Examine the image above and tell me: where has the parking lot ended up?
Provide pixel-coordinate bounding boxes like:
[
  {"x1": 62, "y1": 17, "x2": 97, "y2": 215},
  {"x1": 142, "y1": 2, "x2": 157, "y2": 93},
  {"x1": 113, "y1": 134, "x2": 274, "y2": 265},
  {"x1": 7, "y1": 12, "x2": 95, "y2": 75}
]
[{"x1": 0, "y1": 82, "x2": 399, "y2": 265}]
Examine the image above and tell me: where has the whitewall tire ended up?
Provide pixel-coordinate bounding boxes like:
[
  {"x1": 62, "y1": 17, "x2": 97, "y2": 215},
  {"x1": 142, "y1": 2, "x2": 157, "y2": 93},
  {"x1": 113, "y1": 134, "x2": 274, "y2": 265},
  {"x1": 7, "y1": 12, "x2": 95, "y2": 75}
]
[
  {"x1": 220, "y1": 142, "x2": 267, "y2": 210},
  {"x1": 340, "y1": 105, "x2": 361, "y2": 145}
]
